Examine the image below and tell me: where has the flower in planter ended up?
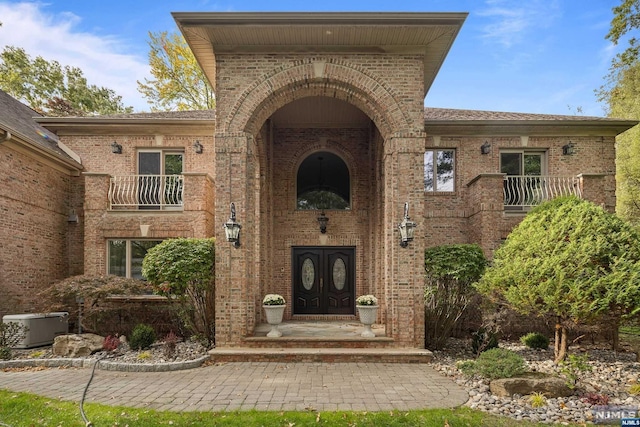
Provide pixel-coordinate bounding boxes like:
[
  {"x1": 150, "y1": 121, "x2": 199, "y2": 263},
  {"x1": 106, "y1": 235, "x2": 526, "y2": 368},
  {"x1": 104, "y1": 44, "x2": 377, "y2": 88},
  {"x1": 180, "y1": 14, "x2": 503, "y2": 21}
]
[
  {"x1": 263, "y1": 294, "x2": 286, "y2": 306},
  {"x1": 356, "y1": 294, "x2": 378, "y2": 306}
]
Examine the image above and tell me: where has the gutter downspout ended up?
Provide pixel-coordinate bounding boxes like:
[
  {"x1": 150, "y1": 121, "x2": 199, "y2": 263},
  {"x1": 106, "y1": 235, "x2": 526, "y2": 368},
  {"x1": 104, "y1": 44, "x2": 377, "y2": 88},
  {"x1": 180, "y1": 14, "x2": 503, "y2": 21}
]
[{"x1": 1, "y1": 130, "x2": 11, "y2": 143}]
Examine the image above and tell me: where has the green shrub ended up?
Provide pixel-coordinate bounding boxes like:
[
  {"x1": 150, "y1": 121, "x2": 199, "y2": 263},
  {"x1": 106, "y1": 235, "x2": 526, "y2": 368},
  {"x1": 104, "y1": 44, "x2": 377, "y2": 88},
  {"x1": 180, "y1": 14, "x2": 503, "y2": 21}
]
[
  {"x1": 520, "y1": 332, "x2": 550, "y2": 350},
  {"x1": 456, "y1": 360, "x2": 477, "y2": 377},
  {"x1": 471, "y1": 328, "x2": 498, "y2": 355},
  {"x1": 559, "y1": 353, "x2": 592, "y2": 389},
  {"x1": 424, "y1": 244, "x2": 487, "y2": 350},
  {"x1": 142, "y1": 238, "x2": 215, "y2": 347},
  {"x1": 0, "y1": 346, "x2": 11, "y2": 360},
  {"x1": 129, "y1": 324, "x2": 156, "y2": 350},
  {"x1": 472, "y1": 348, "x2": 526, "y2": 379}
]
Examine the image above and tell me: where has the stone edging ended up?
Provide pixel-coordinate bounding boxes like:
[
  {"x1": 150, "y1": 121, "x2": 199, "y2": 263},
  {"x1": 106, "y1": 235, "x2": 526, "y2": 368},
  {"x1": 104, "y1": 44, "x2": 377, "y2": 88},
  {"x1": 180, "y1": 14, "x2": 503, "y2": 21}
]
[{"x1": 0, "y1": 356, "x2": 209, "y2": 372}]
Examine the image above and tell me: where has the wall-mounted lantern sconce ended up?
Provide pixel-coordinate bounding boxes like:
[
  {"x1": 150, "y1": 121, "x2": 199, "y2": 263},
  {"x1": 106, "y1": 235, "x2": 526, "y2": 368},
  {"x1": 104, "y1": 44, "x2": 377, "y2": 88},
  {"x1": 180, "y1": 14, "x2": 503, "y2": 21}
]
[
  {"x1": 317, "y1": 211, "x2": 329, "y2": 234},
  {"x1": 480, "y1": 141, "x2": 491, "y2": 155},
  {"x1": 67, "y1": 209, "x2": 78, "y2": 223},
  {"x1": 398, "y1": 202, "x2": 417, "y2": 248},
  {"x1": 111, "y1": 141, "x2": 122, "y2": 154},
  {"x1": 193, "y1": 140, "x2": 203, "y2": 154},
  {"x1": 223, "y1": 203, "x2": 241, "y2": 248},
  {"x1": 562, "y1": 142, "x2": 576, "y2": 156}
]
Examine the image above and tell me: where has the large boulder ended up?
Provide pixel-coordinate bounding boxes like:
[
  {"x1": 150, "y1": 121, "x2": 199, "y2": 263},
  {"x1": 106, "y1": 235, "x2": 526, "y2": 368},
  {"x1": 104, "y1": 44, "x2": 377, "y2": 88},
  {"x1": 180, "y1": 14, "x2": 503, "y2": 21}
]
[
  {"x1": 52, "y1": 334, "x2": 104, "y2": 357},
  {"x1": 490, "y1": 372, "x2": 573, "y2": 398}
]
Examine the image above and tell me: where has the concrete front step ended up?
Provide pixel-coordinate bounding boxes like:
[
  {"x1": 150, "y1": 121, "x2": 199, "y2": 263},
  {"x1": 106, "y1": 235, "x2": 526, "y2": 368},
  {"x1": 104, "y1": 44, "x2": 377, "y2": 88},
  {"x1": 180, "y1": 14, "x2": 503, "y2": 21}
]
[
  {"x1": 208, "y1": 347, "x2": 433, "y2": 363},
  {"x1": 243, "y1": 336, "x2": 395, "y2": 348}
]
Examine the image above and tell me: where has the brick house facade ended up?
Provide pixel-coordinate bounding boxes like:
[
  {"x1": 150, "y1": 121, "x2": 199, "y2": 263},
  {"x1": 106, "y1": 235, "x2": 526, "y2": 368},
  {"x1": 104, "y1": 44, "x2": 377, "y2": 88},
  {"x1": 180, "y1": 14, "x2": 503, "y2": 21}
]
[{"x1": 1, "y1": 12, "x2": 636, "y2": 350}]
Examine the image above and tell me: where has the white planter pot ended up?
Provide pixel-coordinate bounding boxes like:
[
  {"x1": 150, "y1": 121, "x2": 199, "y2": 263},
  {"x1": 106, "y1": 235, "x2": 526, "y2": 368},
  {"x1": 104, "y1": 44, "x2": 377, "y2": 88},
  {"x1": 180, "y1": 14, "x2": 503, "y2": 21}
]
[
  {"x1": 263, "y1": 304, "x2": 286, "y2": 337},
  {"x1": 356, "y1": 305, "x2": 378, "y2": 338}
]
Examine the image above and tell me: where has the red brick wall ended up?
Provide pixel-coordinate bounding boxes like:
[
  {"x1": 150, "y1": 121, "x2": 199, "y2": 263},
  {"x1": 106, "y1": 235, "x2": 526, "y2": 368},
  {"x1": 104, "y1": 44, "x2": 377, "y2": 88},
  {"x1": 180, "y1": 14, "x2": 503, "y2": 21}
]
[
  {"x1": 0, "y1": 143, "x2": 77, "y2": 317},
  {"x1": 58, "y1": 132, "x2": 216, "y2": 277}
]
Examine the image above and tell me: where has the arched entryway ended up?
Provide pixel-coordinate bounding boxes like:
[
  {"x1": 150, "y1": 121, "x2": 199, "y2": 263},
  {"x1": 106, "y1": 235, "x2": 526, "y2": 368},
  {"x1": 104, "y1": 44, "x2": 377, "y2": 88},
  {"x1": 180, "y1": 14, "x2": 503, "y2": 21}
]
[
  {"x1": 257, "y1": 96, "x2": 384, "y2": 322},
  {"x1": 212, "y1": 59, "x2": 427, "y2": 349}
]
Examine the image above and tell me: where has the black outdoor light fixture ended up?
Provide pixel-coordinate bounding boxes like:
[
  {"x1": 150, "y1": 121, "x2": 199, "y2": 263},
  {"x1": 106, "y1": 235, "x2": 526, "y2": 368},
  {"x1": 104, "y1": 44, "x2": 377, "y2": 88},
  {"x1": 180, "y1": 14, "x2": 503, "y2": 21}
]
[
  {"x1": 562, "y1": 142, "x2": 576, "y2": 156},
  {"x1": 223, "y1": 202, "x2": 241, "y2": 248},
  {"x1": 398, "y1": 202, "x2": 417, "y2": 248},
  {"x1": 480, "y1": 141, "x2": 491, "y2": 155},
  {"x1": 317, "y1": 211, "x2": 329, "y2": 234},
  {"x1": 193, "y1": 140, "x2": 203, "y2": 154},
  {"x1": 111, "y1": 141, "x2": 122, "y2": 154}
]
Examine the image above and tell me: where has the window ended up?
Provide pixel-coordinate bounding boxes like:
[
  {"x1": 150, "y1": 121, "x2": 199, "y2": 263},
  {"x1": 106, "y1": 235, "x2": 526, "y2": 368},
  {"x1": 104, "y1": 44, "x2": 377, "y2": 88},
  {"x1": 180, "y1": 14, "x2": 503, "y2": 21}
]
[
  {"x1": 137, "y1": 150, "x2": 184, "y2": 209},
  {"x1": 297, "y1": 151, "x2": 350, "y2": 210},
  {"x1": 424, "y1": 150, "x2": 455, "y2": 192},
  {"x1": 108, "y1": 240, "x2": 162, "y2": 279},
  {"x1": 501, "y1": 150, "x2": 546, "y2": 208}
]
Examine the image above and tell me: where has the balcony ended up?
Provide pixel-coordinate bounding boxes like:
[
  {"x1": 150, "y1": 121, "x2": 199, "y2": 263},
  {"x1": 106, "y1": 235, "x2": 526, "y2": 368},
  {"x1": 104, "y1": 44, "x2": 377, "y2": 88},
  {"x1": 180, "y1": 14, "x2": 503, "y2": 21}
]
[
  {"x1": 109, "y1": 175, "x2": 184, "y2": 210},
  {"x1": 503, "y1": 175, "x2": 582, "y2": 210}
]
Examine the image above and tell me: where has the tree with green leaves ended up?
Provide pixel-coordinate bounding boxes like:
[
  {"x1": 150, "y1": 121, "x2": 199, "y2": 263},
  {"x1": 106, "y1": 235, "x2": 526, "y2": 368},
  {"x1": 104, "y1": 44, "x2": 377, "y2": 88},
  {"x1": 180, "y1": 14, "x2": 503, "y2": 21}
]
[
  {"x1": 476, "y1": 196, "x2": 640, "y2": 363},
  {"x1": 142, "y1": 238, "x2": 215, "y2": 346},
  {"x1": 598, "y1": 0, "x2": 640, "y2": 224},
  {"x1": 0, "y1": 46, "x2": 132, "y2": 116},
  {"x1": 137, "y1": 31, "x2": 215, "y2": 111},
  {"x1": 599, "y1": 64, "x2": 640, "y2": 224},
  {"x1": 607, "y1": 0, "x2": 640, "y2": 68}
]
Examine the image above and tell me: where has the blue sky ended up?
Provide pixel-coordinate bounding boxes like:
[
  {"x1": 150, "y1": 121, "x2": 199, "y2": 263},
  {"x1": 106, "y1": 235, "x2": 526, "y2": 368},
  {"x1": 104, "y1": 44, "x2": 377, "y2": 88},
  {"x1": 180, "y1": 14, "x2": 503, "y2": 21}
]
[{"x1": 0, "y1": 0, "x2": 627, "y2": 116}]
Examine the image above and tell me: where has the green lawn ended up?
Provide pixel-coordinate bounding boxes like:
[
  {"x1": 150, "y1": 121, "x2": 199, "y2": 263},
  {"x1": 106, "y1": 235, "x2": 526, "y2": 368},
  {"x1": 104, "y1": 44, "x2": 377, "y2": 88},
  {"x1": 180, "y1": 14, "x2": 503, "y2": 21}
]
[{"x1": 0, "y1": 389, "x2": 569, "y2": 427}]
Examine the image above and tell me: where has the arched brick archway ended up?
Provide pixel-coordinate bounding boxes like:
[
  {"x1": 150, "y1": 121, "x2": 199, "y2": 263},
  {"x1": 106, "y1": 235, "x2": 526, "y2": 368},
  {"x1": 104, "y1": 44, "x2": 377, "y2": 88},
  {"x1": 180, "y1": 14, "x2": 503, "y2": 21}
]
[
  {"x1": 223, "y1": 59, "x2": 410, "y2": 139},
  {"x1": 214, "y1": 57, "x2": 426, "y2": 350}
]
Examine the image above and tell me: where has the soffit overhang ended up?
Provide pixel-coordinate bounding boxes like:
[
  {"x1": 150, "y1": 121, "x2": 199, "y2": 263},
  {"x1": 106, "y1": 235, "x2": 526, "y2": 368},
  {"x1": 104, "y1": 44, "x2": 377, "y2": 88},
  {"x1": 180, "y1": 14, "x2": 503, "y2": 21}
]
[
  {"x1": 173, "y1": 12, "x2": 468, "y2": 97},
  {"x1": 424, "y1": 120, "x2": 639, "y2": 137},
  {"x1": 36, "y1": 117, "x2": 215, "y2": 136}
]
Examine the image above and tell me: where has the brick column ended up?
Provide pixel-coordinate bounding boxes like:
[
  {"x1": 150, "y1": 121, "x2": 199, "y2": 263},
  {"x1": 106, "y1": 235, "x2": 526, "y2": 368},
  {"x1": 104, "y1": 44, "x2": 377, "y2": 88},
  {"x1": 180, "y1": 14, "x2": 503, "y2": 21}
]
[
  {"x1": 214, "y1": 133, "x2": 259, "y2": 347},
  {"x1": 466, "y1": 173, "x2": 506, "y2": 257},
  {"x1": 82, "y1": 173, "x2": 110, "y2": 276},
  {"x1": 383, "y1": 132, "x2": 426, "y2": 348},
  {"x1": 578, "y1": 173, "x2": 611, "y2": 211}
]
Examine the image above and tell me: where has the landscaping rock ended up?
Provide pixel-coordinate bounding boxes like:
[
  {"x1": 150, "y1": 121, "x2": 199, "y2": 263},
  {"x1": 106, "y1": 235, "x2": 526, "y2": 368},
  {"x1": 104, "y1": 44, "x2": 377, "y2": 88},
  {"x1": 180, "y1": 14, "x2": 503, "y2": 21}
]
[
  {"x1": 490, "y1": 372, "x2": 573, "y2": 398},
  {"x1": 52, "y1": 333, "x2": 104, "y2": 357}
]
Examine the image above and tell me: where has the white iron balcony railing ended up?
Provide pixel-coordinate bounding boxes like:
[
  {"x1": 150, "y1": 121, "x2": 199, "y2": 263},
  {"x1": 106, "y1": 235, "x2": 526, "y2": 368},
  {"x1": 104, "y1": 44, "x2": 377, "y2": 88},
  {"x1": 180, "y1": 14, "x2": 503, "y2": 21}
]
[
  {"x1": 504, "y1": 175, "x2": 581, "y2": 209},
  {"x1": 109, "y1": 175, "x2": 184, "y2": 210}
]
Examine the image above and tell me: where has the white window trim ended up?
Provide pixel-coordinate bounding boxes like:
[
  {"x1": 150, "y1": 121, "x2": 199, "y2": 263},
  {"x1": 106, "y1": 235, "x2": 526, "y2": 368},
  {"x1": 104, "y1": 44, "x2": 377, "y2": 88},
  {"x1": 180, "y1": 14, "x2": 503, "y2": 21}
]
[
  {"x1": 107, "y1": 239, "x2": 162, "y2": 279},
  {"x1": 424, "y1": 149, "x2": 456, "y2": 192}
]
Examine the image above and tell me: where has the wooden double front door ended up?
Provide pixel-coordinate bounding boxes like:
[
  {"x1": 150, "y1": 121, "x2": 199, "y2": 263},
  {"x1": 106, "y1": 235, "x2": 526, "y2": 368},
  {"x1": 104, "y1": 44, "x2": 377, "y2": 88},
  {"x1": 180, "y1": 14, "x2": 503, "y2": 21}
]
[{"x1": 292, "y1": 247, "x2": 355, "y2": 315}]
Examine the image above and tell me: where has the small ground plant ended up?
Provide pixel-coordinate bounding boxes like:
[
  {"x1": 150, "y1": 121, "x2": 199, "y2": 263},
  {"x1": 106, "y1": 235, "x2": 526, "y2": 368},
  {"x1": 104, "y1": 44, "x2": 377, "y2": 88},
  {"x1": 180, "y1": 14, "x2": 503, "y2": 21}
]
[
  {"x1": 520, "y1": 332, "x2": 550, "y2": 350},
  {"x1": 129, "y1": 323, "x2": 156, "y2": 350},
  {"x1": 458, "y1": 348, "x2": 526, "y2": 379},
  {"x1": 581, "y1": 392, "x2": 609, "y2": 405},
  {"x1": 559, "y1": 353, "x2": 592, "y2": 389},
  {"x1": 163, "y1": 331, "x2": 179, "y2": 358},
  {"x1": 102, "y1": 335, "x2": 120, "y2": 352},
  {"x1": 529, "y1": 392, "x2": 547, "y2": 408},
  {"x1": 629, "y1": 383, "x2": 640, "y2": 395}
]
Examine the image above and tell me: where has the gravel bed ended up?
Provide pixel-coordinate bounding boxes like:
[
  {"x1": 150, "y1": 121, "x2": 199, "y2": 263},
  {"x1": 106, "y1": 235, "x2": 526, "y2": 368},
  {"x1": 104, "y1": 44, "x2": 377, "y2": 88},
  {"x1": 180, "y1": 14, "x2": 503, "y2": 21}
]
[
  {"x1": 432, "y1": 338, "x2": 640, "y2": 424},
  {"x1": 10, "y1": 339, "x2": 209, "y2": 366}
]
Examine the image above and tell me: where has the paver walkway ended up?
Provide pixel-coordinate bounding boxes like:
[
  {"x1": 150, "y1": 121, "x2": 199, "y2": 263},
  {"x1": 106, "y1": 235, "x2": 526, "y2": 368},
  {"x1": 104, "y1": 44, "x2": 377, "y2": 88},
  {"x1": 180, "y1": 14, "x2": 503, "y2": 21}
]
[{"x1": 0, "y1": 362, "x2": 468, "y2": 412}]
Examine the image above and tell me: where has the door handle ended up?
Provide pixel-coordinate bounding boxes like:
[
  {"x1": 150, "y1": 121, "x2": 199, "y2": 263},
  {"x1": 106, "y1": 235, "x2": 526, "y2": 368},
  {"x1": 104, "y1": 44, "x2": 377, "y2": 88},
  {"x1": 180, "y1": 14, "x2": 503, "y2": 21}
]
[{"x1": 320, "y1": 277, "x2": 323, "y2": 292}]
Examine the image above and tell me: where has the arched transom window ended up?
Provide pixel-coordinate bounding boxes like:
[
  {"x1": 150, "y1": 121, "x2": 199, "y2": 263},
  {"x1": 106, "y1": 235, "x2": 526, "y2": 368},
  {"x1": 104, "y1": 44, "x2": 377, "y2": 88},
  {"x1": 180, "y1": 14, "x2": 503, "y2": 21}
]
[{"x1": 297, "y1": 151, "x2": 350, "y2": 210}]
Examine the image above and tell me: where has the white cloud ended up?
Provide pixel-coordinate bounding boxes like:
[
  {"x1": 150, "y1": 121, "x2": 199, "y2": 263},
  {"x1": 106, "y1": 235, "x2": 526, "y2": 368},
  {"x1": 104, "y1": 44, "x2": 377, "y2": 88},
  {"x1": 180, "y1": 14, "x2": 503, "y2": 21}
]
[
  {"x1": 0, "y1": 2, "x2": 151, "y2": 111},
  {"x1": 478, "y1": 0, "x2": 561, "y2": 49}
]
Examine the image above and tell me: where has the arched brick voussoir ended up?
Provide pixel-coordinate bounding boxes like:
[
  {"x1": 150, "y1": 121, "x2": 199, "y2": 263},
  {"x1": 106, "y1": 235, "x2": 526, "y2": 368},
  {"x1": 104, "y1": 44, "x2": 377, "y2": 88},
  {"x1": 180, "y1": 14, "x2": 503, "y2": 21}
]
[{"x1": 225, "y1": 61, "x2": 410, "y2": 139}]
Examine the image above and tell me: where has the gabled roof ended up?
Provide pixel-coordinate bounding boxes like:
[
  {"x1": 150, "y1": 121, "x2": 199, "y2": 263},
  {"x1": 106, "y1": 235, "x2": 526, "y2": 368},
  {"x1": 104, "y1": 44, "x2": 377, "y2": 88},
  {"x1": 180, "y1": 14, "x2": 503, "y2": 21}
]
[
  {"x1": 424, "y1": 107, "x2": 637, "y2": 136},
  {"x1": 0, "y1": 90, "x2": 81, "y2": 169}
]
